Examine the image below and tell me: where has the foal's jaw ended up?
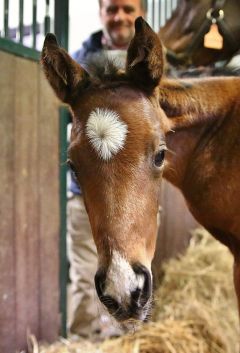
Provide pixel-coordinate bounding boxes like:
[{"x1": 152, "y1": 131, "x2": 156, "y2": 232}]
[{"x1": 95, "y1": 251, "x2": 152, "y2": 322}]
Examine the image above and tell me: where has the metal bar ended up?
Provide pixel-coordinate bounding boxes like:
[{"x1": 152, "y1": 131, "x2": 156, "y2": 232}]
[
  {"x1": 146, "y1": 0, "x2": 149, "y2": 25},
  {"x1": 6, "y1": 24, "x2": 41, "y2": 40},
  {"x1": 165, "y1": 0, "x2": 168, "y2": 24},
  {"x1": 32, "y1": 0, "x2": 37, "y2": 48},
  {"x1": 156, "y1": 0, "x2": 162, "y2": 32},
  {"x1": 19, "y1": 0, "x2": 24, "y2": 43},
  {"x1": 44, "y1": 0, "x2": 51, "y2": 35},
  {"x1": 54, "y1": 0, "x2": 69, "y2": 50},
  {"x1": 4, "y1": 0, "x2": 9, "y2": 38},
  {"x1": 0, "y1": 36, "x2": 40, "y2": 61},
  {"x1": 152, "y1": 0, "x2": 155, "y2": 31},
  {"x1": 59, "y1": 107, "x2": 71, "y2": 338},
  {"x1": 164, "y1": 0, "x2": 166, "y2": 27},
  {"x1": 158, "y1": 0, "x2": 161, "y2": 30}
]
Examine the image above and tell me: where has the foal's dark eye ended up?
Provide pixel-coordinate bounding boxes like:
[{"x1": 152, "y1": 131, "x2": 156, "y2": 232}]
[
  {"x1": 67, "y1": 159, "x2": 81, "y2": 186},
  {"x1": 67, "y1": 159, "x2": 76, "y2": 173},
  {"x1": 154, "y1": 149, "x2": 166, "y2": 168}
]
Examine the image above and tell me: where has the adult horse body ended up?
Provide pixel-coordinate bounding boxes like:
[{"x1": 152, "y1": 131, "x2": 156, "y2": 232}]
[
  {"x1": 160, "y1": 0, "x2": 240, "y2": 71},
  {"x1": 41, "y1": 18, "x2": 240, "y2": 324}
]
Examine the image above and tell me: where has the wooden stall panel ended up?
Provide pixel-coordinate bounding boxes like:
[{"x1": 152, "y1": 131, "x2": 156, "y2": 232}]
[
  {"x1": 0, "y1": 51, "x2": 16, "y2": 353},
  {"x1": 0, "y1": 51, "x2": 61, "y2": 352},
  {"x1": 38, "y1": 69, "x2": 60, "y2": 342},
  {"x1": 14, "y1": 56, "x2": 40, "y2": 349}
]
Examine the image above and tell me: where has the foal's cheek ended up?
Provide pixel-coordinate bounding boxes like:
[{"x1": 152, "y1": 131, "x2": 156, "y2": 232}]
[
  {"x1": 145, "y1": 219, "x2": 158, "y2": 258},
  {"x1": 147, "y1": 233, "x2": 157, "y2": 260}
]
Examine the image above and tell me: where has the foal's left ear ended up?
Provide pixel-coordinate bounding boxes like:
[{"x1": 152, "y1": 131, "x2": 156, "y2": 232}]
[
  {"x1": 126, "y1": 17, "x2": 163, "y2": 92},
  {"x1": 41, "y1": 33, "x2": 89, "y2": 104}
]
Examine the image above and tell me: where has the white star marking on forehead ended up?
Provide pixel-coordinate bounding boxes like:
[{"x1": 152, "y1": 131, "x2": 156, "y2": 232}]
[{"x1": 86, "y1": 108, "x2": 128, "y2": 160}]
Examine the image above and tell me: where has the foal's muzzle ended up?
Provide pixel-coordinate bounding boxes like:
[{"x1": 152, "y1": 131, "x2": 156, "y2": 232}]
[{"x1": 95, "y1": 264, "x2": 152, "y2": 322}]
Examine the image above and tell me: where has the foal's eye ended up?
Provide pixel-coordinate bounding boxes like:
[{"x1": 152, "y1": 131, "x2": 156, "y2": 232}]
[
  {"x1": 67, "y1": 159, "x2": 76, "y2": 173},
  {"x1": 154, "y1": 148, "x2": 166, "y2": 168}
]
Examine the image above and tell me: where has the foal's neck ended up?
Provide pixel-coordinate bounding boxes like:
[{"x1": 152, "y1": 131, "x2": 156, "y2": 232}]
[{"x1": 159, "y1": 76, "x2": 240, "y2": 188}]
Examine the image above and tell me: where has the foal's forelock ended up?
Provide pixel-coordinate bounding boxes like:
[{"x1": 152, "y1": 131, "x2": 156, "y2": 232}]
[{"x1": 86, "y1": 108, "x2": 128, "y2": 161}]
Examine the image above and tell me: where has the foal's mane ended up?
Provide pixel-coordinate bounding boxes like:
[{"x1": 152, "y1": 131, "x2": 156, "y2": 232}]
[{"x1": 158, "y1": 75, "x2": 240, "y2": 133}]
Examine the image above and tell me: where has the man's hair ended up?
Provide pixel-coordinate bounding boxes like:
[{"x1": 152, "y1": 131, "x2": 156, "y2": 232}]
[{"x1": 98, "y1": 0, "x2": 148, "y2": 13}]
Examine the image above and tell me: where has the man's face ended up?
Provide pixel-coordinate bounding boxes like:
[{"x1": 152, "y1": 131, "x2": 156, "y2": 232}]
[{"x1": 99, "y1": 0, "x2": 145, "y2": 47}]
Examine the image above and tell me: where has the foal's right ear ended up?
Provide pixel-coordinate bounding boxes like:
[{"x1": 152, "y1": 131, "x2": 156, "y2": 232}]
[
  {"x1": 41, "y1": 34, "x2": 89, "y2": 104},
  {"x1": 126, "y1": 17, "x2": 164, "y2": 92}
]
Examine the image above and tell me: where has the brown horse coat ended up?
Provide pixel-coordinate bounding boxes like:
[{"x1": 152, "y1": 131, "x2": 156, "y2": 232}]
[
  {"x1": 160, "y1": 0, "x2": 240, "y2": 69},
  {"x1": 41, "y1": 17, "x2": 240, "y2": 323}
]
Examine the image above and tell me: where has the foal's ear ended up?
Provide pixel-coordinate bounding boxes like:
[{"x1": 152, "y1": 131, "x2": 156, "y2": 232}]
[
  {"x1": 126, "y1": 17, "x2": 163, "y2": 91},
  {"x1": 41, "y1": 33, "x2": 89, "y2": 104}
]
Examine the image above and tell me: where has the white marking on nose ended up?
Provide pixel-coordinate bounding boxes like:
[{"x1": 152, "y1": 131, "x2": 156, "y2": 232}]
[
  {"x1": 104, "y1": 251, "x2": 145, "y2": 306},
  {"x1": 86, "y1": 108, "x2": 128, "y2": 160}
]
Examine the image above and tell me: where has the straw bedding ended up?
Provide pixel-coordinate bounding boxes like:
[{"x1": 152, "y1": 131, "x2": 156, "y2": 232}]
[{"x1": 36, "y1": 229, "x2": 239, "y2": 353}]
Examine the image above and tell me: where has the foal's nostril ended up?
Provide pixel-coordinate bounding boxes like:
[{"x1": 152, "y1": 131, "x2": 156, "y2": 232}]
[
  {"x1": 132, "y1": 264, "x2": 152, "y2": 307},
  {"x1": 95, "y1": 269, "x2": 124, "y2": 318},
  {"x1": 95, "y1": 264, "x2": 152, "y2": 322},
  {"x1": 94, "y1": 269, "x2": 106, "y2": 297}
]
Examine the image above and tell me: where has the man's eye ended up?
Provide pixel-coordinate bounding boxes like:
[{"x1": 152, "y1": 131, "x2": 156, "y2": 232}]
[
  {"x1": 123, "y1": 6, "x2": 135, "y2": 14},
  {"x1": 106, "y1": 5, "x2": 117, "y2": 14}
]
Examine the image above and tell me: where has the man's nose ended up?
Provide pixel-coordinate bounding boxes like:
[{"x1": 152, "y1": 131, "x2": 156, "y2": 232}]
[{"x1": 113, "y1": 9, "x2": 126, "y2": 21}]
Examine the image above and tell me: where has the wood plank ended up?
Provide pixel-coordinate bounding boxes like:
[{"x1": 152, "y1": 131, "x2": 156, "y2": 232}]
[
  {"x1": 38, "y1": 69, "x2": 60, "y2": 341},
  {"x1": 0, "y1": 51, "x2": 16, "y2": 353},
  {"x1": 14, "y1": 57, "x2": 40, "y2": 350},
  {"x1": 0, "y1": 52, "x2": 61, "y2": 351}
]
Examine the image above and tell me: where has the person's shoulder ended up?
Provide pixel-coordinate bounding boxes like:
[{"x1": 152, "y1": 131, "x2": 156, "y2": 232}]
[{"x1": 71, "y1": 30, "x2": 103, "y2": 64}]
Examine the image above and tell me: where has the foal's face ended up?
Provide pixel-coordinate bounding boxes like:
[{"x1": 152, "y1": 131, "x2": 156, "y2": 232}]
[
  {"x1": 68, "y1": 86, "x2": 166, "y2": 321},
  {"x1": 41, "y1": 17, "x2": 165, "y2": 323}
]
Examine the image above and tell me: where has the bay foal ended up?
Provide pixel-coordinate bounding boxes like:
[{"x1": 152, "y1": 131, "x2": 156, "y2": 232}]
[{"x1": 41, "y1": 17, "x2": 240, "y2": 323}]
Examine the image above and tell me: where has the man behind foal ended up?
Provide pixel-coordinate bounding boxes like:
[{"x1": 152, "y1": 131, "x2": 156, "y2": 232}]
[{"x1": 67, "y1": 0, "x2": 147, "y2": 340}]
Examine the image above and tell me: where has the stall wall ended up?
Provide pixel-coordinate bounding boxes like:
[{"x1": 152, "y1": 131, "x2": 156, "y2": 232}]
[{"x1": 0, "y1": 50, "x2": 60, "y2": 352}]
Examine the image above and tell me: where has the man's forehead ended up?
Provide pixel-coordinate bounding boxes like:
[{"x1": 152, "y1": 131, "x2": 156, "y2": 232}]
[{"x1": 100, "y1": 0, "x2": 142, "y2": 9}]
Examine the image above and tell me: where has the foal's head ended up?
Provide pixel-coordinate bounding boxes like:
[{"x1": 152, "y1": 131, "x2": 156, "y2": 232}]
[{"x1": 42, "y1": 18, "x2": 169, "y2": 323}]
